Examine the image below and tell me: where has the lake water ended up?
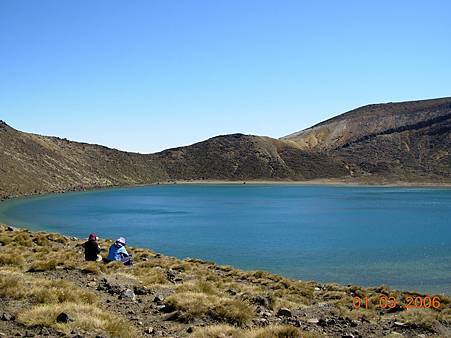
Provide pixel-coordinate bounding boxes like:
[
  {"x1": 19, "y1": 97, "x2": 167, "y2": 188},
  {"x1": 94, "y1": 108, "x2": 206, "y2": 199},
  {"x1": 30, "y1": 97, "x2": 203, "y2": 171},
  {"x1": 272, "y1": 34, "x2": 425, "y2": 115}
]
[{"x1": 0, "y1": 184, "x2": 450, "y2": 294}]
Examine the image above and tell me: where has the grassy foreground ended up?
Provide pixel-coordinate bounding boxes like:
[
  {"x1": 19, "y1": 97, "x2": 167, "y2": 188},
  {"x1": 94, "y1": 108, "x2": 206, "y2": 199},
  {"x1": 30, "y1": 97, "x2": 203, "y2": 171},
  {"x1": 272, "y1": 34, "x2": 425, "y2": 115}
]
[{"x1": 0, "y1": 224, "x2": 449, "y2": 337}]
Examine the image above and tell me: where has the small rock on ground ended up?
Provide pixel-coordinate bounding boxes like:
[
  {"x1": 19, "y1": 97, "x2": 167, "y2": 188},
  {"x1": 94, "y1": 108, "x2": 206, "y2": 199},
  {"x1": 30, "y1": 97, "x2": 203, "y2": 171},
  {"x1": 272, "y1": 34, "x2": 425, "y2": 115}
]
[{"x1": 277, "y1": 308, "x2": 292, "y2": 317}]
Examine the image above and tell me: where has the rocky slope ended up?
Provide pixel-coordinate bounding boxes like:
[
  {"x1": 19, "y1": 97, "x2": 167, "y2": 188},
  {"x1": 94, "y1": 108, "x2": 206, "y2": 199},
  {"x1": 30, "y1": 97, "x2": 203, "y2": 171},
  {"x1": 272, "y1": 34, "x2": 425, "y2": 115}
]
[
  {"x1": 153, "y1": 134, "x2": 347, "y2": 181},
  {"x1": 0, "y1": 122, "x2": 348, "y2": 200},
  {"x1": 0, "y1": 120, "x2": 167, "y2": 199},
  {"x1": 282, "y1": 97, "x2": 451, "y2": 181},
  {"x1": 0, "y1": 225, "x2": 449, "y2": 337}
]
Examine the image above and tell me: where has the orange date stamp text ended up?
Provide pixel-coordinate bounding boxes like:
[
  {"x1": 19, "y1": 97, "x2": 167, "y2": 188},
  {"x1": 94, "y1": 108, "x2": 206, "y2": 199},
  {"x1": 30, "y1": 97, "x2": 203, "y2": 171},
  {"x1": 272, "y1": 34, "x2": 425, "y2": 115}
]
[{"x1": 352, "y1": 295, "x2": 441, "y2": 310}]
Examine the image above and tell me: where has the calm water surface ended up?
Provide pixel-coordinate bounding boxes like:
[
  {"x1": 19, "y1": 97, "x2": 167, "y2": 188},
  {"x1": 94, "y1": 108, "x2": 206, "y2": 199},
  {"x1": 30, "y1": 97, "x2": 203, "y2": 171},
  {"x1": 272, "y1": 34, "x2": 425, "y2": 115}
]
[{"x1": 0, "y1": 185, "x2": 450, "y2": 294}]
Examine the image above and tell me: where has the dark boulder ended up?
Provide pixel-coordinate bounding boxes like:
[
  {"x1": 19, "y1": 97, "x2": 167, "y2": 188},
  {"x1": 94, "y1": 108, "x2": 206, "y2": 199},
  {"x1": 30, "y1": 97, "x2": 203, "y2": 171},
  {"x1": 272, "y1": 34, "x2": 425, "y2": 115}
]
[
  {"x1": 153, "y1": 295, "x2": 165, "y2": 304},
  {"x1": 133, "y1": 285, "x2": 150, "y2": 295},
  {"x1": 276, "y1": 307, "x2": 292, "y2": 317},
  {"x1": 159, "y1": 304, "x2": 176, "y2": 313},
  {"x1": 163, "y1": 310, "x2": 180, "y2": 321},
  {"x1": 253, "y1": 295, "x2": 273, "y2": 309},
  {"x1": 1, "y1": 313, "x2": 14, "y2": 321},
  {"x1": 56, "y1": 312, "x2": 72, "y2": 323}
]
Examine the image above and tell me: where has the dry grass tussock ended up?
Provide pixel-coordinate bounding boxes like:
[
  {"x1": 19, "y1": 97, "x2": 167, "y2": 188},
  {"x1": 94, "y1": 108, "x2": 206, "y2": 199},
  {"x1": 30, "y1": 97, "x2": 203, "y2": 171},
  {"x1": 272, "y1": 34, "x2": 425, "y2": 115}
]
[
  {"x1": 0, "y1": 247, "x2": 26, "y2": 267},
  {"x1": 0, "y1": 270, "x2": 96, "y2": 304},
  {"x1": 18, "y1": 303, "x2": 138, "y2": 338},
  {"x1": 28, "y1": 247, "x2": 80, "y2": 271},
  {"x1": 130, "y1": 264, "x2": 169, "y2": 286},
  {"x1": 165, "y1": 290, "x2": 255, "y2": 325},
  {"x1": 395, "y1": 306, "x2": 451, "y2": 330},
  {"x1": 0, "y1": 231, "x2": 33, "y2": 247},
  {"x1": 0, "y1": 229, "x2": 80, "y2": 272},
  {"x1": 192, "y1": 324, "x2": 325, "y2": 338}
]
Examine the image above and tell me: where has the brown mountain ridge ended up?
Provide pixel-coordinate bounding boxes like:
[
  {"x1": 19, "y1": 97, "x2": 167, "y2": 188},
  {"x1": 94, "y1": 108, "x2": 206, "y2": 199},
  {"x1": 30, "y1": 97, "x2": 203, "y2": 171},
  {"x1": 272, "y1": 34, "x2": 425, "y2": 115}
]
[
  {"x1": 1, "y1": 97, "x2": 450, "y2": 199},
  {"x1": 282, "y1": 97, "x2": 451, "y2": 181}
]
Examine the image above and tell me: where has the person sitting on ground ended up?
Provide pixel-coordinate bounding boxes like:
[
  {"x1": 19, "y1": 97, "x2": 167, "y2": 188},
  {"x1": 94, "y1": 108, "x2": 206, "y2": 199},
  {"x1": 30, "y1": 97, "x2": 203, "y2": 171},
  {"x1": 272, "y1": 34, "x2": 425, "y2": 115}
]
[
  {"x1": 83, "y1": 233, "x2": 102, "y2": 262},
  {"x1": 106, "y1": 237, "x2": 133, "y2": 265}
]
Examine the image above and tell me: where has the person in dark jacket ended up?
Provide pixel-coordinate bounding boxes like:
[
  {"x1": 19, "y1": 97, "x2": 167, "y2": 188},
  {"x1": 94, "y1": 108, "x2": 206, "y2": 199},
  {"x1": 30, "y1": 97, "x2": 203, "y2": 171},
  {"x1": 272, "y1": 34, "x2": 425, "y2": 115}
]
[{"x1": 83, "y1": 233, "x2": 101, "y2": 261}]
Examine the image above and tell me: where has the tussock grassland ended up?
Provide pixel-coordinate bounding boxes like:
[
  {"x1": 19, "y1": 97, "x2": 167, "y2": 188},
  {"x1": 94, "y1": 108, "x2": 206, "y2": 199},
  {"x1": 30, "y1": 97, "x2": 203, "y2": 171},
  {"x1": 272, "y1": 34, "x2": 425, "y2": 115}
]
[
  {"x1": 0, "y1": 224, "x2": 450, "y2": 337},
  {"x1": 0, "y1": 269, "x2": 138, "y2": 337}
]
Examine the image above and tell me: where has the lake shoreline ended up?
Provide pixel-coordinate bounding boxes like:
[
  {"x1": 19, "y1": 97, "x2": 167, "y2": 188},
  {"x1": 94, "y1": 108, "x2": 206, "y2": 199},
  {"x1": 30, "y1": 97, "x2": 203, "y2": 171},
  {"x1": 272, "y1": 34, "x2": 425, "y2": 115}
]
[{"x1": 2, "y1": 178, "x2": 451, "y2": 203}]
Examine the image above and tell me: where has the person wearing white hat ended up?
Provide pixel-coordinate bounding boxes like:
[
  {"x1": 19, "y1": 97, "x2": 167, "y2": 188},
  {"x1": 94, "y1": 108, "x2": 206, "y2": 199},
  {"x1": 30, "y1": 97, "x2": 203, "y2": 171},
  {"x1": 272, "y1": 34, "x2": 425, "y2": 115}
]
[{"x1": 106, "y1": 236, "x2": 132, "y2": 265}]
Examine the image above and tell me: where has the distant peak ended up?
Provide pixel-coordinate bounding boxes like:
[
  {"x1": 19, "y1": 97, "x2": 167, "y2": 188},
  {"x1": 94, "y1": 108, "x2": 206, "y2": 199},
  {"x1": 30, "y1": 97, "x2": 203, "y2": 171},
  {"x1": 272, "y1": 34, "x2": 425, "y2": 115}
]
[{"x1": 0, "y1": 120, "x2": 15, "y2": 132}]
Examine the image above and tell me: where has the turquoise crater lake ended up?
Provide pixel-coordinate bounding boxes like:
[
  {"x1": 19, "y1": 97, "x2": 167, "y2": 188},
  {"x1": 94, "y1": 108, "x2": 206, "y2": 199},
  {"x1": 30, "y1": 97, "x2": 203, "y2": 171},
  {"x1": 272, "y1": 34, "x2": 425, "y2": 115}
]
[{"x1": 0, "y1": 184, "x2": 450, "y2": 294}]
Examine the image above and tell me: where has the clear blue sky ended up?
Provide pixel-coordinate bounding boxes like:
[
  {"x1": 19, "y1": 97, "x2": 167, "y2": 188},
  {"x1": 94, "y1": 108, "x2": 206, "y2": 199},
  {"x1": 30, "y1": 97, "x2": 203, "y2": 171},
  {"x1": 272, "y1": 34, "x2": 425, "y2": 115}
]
[{"x1": 1, "y1": 0, "x2": 450, "y2": 153}]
